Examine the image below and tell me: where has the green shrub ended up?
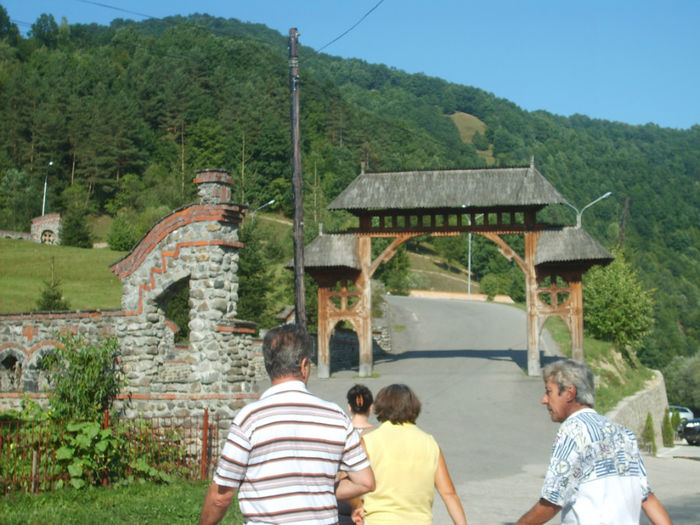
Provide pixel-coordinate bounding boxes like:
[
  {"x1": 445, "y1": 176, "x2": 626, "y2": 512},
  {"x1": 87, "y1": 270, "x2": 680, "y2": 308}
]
[
  {"x1": 641, "y1": 412, "x2": 657, "y2": 455},
  {"x1": 41, "y1": 332, "x2": 125, "y2": 420},
  {"x1": 661, "y1": 410, "x2": 674, "y2": 447},
  {"x1": 671, "y1": 409, "x2": 681, "y2": 432},
  {"x1": 107, "y1": 213, "x2": 139, "y2": 251}
]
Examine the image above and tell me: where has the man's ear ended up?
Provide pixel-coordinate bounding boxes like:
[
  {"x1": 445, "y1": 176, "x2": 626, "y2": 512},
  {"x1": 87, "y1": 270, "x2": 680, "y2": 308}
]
[
  {"x1": 300, "y1": 357, "x2": 311, "y2": 381},
  {"x1": 567, "y1": 385, "x2": 576, "y2": 402}
]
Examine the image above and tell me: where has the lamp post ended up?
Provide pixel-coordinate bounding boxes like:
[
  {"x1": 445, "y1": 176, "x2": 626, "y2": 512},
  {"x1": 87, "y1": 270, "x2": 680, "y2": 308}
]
[
  {"x1": 565, "y1": 191, "x2": 612, "y2": 228},
  {"x1": 42, "y1": 161, "x2": 54, "y2": 216},
  {"x1": 251, "y1": 199, "x2": 275, "y2": 222},
  {"x1": 467, "y1": 213, "x2": 484, "y2": 295}
]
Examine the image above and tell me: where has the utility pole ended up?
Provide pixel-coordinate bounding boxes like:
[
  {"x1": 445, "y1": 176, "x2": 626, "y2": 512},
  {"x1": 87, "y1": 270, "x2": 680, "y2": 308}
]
[{"x1": 289, "y1": 28, "x2": 306, "y2": 328}]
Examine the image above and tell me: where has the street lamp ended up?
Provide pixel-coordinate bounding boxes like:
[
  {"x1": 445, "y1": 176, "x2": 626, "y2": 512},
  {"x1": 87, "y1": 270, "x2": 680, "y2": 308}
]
[
  {"x1": 565, "y1": 191, "x2": 612, "y2": 228},
  {"x1": 251, "y1": 199, "x2": 275, "y2": 222},
  {"x1": 467, "y1": 213, "x2": 484, "y2": 295},
  {"x1": 42, "y1": 161, "x2": 54, "y2": 216}
]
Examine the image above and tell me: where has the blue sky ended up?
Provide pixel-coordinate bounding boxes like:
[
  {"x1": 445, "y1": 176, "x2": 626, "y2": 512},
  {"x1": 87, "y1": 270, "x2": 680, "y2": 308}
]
[{"x1": 4, "y1": 0, "x2": 699, "y2": 129}]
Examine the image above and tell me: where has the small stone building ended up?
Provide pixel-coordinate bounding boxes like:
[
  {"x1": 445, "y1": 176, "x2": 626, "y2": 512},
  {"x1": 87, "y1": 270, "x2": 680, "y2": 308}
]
[{"x1": 31, "y1": 213, "x2": 61, "y2": 244}]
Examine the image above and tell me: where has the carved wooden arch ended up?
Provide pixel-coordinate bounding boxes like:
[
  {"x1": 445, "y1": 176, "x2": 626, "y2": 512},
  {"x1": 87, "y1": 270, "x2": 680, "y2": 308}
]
[
  {"x1": 317, "y1": 229, "x2": 596, "y2": 377},
  {"x1": 313, "y1": 234, "x2": 419, "y2": 378}
]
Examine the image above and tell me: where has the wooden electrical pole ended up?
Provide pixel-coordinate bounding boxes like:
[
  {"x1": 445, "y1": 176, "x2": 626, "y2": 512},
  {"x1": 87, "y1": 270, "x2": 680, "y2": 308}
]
[{"x1": 289, "y1": 28, "x2": 306, "y2": 328}]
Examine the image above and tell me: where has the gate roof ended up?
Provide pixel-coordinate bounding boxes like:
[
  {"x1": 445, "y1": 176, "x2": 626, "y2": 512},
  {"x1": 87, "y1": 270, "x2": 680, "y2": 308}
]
[
  {"x1": 536, "y1": 227, "x2": 614, "y2": 267},
  {"x1": 328, "y1": 165, "x2": 569, "y2": 212}
]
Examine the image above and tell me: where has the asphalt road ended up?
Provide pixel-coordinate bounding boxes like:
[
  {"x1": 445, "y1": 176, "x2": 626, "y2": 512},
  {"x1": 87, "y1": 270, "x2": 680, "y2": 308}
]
[{"x1": 265, "y1": 296, "x2": 700, "y2": 524}]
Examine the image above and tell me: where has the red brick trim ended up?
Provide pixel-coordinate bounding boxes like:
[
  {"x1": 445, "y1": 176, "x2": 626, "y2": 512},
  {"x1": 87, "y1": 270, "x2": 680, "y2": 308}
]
[
  {"x1": 0, "y1": 309, "x2": 122, "y2": 320},
  {"x1": 119, "y1": 392, "x2": 259, "y2": 401},
  {"x1": 217, "y1": 325, "x2": 256, "y2": 334},
  {"x1": 119, "y1": 239, "x2": 244, "y2": 316},
  {"x1": 111, "y1": 204, "x2": 244, "y2": 279}
]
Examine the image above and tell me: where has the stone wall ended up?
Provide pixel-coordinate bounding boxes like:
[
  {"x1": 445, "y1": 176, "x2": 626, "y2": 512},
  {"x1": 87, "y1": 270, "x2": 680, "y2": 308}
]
[
  {"x1": 606, "y1": 370, "x2": 669, "y2": 454},
  {"x1": 0, "y1": 170, "x2": 262, "y2": 426}
]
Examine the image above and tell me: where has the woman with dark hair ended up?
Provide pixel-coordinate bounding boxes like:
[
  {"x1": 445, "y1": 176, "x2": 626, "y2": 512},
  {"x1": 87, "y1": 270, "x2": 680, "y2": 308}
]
[
  {"x1": 353, "y1": 384, "x2": 467, "y2": 525},
  {"x1": 339, "y1": 385, "x2": 375, "y2": 525},
  {"x1": 347, "y1": 384, "x2": 376, "y2": 435}
]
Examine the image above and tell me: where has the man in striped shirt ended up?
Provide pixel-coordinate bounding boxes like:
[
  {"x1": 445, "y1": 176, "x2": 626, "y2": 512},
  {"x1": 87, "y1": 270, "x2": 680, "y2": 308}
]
[{"x1": 199, "y1": 324, "x2": 375, "y2": 525}]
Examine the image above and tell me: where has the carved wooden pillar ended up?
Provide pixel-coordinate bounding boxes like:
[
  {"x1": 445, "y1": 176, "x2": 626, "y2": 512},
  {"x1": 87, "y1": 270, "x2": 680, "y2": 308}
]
[
  {"x1": 524, "y1": 228, "x2": 541, "y2": 377},
  {"x1": 357, "y1": 237, "x2": 373, "y2": 377},
  {"x1": 569, "y1": 278, "x2": 584, "y2": 362},
  {"x1": 316, "y1": 285, "x2": 332, "y2": 378}
]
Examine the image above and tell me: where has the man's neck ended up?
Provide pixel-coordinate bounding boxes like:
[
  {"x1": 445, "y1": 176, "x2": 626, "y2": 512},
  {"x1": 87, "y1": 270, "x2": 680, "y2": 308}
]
[
  {"x1": 270, "y1": 375, "x2": 305, "y2": 387},
  {"x1": 564, "y1": 403, "x2": 591, "y2": 419}
]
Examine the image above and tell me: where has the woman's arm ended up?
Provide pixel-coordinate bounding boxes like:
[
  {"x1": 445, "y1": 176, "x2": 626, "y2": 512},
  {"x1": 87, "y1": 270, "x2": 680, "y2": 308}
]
[{"x1": 434, "y1": 449, "x2": 468, "y2": 525}]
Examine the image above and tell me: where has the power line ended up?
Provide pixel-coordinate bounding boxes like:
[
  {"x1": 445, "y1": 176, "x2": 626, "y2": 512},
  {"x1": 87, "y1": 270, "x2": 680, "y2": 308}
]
[
  {"x1": 316, "y1": 0, "x2": 386, "y2": 53},
  {"x1": 75, "y1": 0, "x2": 157, "y2": 20}
]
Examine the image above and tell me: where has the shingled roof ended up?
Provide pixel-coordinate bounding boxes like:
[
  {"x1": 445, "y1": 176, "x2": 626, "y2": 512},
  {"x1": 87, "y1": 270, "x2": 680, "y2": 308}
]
[
  {"x1": 328, "y1": 165, "x2": 569, "y2": 211},
  {"x1": 536, "y1": 227, "x2": 614, "y2": 267},
  {"x1": 290, "y1": 233, "x2": 361, "y2": 271}
]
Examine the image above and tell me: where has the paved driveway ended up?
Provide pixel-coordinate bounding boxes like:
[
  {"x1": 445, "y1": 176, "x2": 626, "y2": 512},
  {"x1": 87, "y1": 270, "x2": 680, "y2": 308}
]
[{"x1": 261, "y1": 296, "x2": 700, "y2": 523}]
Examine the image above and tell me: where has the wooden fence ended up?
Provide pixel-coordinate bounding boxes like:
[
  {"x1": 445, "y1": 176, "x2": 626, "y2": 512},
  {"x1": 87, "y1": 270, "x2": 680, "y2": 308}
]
[{"x1": 0, "y1": 410, "x2": 219, "y2": 495}]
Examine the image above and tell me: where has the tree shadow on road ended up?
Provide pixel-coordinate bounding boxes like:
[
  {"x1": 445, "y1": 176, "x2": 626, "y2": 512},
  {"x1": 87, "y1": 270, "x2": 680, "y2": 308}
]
[{"x1": 375, "y1": 348, "x2": 562, "y2": 372}]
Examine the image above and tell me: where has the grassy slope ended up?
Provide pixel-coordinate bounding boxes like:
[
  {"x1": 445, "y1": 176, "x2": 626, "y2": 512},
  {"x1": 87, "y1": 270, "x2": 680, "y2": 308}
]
[
  {"x1": 0, "y1": 238, "x2": 125, "y2": 313},
  {"x1": 448, "y1": 111, "x2": 495, "y2": 165},
  {"x1": 544, "y1": 316, "x2": 653, "y2": 414}
]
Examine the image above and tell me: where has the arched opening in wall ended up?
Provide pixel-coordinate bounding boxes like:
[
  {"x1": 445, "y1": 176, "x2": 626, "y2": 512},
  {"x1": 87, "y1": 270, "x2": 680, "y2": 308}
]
[
  {"x1": 158, "y1": 278, "x2": 191, "y2": 345},
  {"x1": 0, "y1": 354, "x2": 21, "y2": 392},
  {"x1": 22, "y1": 348, "x2": 53, "y2": 393},
  {"x1": 40, "y1": 229, "x2": 57, "y2": 244}
]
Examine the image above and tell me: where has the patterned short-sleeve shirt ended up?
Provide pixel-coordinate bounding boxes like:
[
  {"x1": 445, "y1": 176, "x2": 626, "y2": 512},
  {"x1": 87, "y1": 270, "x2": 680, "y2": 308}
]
[
  {"x1": 541, "y1": 408, "x2": 650, "y2": 524},
  {"x1": 213, "y1": 380, "x2": 370, "y2": 525}
]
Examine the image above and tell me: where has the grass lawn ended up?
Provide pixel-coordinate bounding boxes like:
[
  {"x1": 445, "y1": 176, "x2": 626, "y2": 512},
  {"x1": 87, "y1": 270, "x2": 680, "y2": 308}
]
[
  {"x1": 0, "y1": 238, "x2": 125, "y2": 313},
  {"x1": 0, "y1": 480, "x2": 243, "y2": 524}
]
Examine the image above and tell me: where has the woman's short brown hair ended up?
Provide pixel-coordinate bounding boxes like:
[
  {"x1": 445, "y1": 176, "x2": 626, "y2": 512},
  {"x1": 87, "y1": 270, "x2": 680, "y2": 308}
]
[{"x1": 373, "y1": 384, "x2": 421, "y2": 424}]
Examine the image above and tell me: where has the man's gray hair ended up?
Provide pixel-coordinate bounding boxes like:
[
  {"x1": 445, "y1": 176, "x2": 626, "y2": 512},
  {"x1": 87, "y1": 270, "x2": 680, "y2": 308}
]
[
  {"x1": 263, "y1": 324, "x2": 313, "y2": 380},
  {"x1": 542, "y1": 358, "x2": 596, "y2": 407}
]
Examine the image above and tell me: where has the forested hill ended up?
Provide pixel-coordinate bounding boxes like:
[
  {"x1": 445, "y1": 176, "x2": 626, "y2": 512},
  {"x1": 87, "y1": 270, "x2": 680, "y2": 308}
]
[{"x1": 0, "y1": 10, "x2": 698, "y2": 368}]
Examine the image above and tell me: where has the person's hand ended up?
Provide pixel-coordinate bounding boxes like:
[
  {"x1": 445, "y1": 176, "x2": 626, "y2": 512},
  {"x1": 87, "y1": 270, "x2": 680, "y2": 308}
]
[{"x1": 351, "y1": 505, "x2": 365, "y2": 525}]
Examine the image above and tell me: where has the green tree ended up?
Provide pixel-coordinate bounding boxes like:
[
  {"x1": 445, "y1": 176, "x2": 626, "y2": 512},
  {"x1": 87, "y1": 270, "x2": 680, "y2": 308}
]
[
  {"x1": 661, "y1": 410, "x2": 674, "y2": 447},
  {"x1": 0, "y1": 4, "x2": 20, "y2": 45},
  {"x1": 583, "y1": 252, "x2": 655, "y2": 353},
  {"x1": 0, "y1": 169, "x2": 41, "y2": 231},
  {"x1": 433, "y1": 235, "x2": 465, "y2": 273},
  {"x1": 663, "y1": 355, "x2": 700, "y2": 411},
  {"x1": 236, "y1": 222, "x2": 274, "y2": 327},
  {"x1": 107, "y1": 211, "x2": 139, "y2": 251},
  {"x1": 36, "y1": 257, "x2": 70, "y2": 311},
  {"x1": 640, "y1": 412, "x2": 657, "y2": 455},
  {"x1": 41, "y1": 332, "x2": 124, "y2": 420},
  {"x1": 59, "y1": 184, "x2": 93, "y2": 248},
  {"x1": 29, "y1": 14, "x2": 59, "y2": 48},
  {"x1": 373, "y1": 241, "x2": 410, "y2": 295}
]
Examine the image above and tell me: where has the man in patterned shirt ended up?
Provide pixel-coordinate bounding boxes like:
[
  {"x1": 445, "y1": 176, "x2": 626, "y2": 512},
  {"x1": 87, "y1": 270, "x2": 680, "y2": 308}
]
[
  {"x1": 516, "y1": 359, "x2": 671, "y2": 525},
  {"x1": 199, "y1": 324, "x2": 375, "y2": 525}
]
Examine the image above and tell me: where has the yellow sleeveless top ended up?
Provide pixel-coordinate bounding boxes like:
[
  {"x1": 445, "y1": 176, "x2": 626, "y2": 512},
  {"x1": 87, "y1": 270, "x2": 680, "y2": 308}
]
[{"x1": 362, "y1": 421, "x2": 440, "y2": 524}]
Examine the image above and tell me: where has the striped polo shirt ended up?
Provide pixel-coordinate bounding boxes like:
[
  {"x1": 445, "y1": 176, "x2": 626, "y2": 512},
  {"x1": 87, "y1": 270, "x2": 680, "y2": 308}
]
[{"x1": 213, "y1": 380, "x2": 370, "y2": 524}]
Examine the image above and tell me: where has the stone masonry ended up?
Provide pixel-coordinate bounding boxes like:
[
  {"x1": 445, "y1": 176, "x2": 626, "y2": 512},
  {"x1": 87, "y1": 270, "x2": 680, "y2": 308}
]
[{"x1": 0, "y1": 170, "x2": 261, "y2": 424}]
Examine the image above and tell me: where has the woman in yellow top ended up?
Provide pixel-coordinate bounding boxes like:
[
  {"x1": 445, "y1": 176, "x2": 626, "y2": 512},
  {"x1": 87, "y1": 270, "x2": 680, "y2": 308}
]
[{"x1": 353, "y1": 384, "x2": 467, "y2": 525}]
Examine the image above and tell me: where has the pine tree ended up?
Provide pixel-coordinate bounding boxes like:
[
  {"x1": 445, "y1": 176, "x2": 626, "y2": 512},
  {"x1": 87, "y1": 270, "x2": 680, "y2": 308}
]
[{"x1": 36, "y1": 257, "x2": 70, "y2": 311}]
